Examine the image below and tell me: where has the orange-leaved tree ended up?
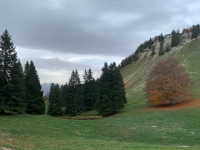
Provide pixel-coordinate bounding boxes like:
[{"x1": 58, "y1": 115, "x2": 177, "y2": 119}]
[{"x1": 145, "y1": 57, "x2": 193, "y2": 105}]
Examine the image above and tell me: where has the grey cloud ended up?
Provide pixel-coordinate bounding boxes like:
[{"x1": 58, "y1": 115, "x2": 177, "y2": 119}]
[
  {"x1": 21, "y1": 57, "x2": 92, "y2": 71},
  {"x1": 20, "y1": 57, "x2": 102, "y2": 84},
  {"x1": 0, "y1": 0, "x2": 200, "y2": 57}
]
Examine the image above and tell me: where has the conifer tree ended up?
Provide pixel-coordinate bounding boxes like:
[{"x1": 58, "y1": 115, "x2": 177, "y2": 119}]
[
  {"x1": 24, "y1": 61, "x2": 30, "y2": 76},
  {"x1": 64, "y1": 70, "x2": 84, "y2": 116},
  {"x1": 0, "y1": 30, "x2": 25, "y2": 113},
  {"x1": 158, "y1": 34, "x2": 165, "y2": 55},
  {"x1": 25, "y1": 61, "x2": 45, "y2": 114},
  {"x1": 97, "y1": 62, "x2": 126, "y2": 116},
  {"x1": 83, "y1": 69, "x2": 97, "y2": 110},
  {"x1": 48, "y1": 83, "x2": 63, "y2": 116},
  {"x1": 171, "y1": 29, "x2": 180, "y2": 48},
  {"x1": 192, "y1": 25, "x2": 200, "y2": 39},
  {"x1": 10, "y1": 61, "x2": 26, "y2": 113},
  {"x1": 151, "y1": 46, "x2": 155, "y2": 56},
  {"x1": 165, "y1": 44, "x2": 171, "y2": 52}
]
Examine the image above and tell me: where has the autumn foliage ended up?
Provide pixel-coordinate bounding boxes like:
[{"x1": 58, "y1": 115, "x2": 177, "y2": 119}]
[{"x1": 145, "y1": 58, "x2": 194, "y2": 105}]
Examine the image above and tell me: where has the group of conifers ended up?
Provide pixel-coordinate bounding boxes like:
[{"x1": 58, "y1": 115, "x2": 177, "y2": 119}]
[
  {"x1": 0, "y1": 30, "x2": 126, "y2": 117},
  {"x1": 0, "y1": 30, "x2": 44, "y2": 114},
  {"x1": 48, "y1": 63, "x2": 126, "y2": 117}
]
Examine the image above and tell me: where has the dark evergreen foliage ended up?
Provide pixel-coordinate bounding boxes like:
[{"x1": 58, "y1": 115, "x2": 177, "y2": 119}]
[
  {"x1": 64, "y1": 70, "x2": 84, "y2": 116},
  {"x1": 171, "y1": 29, "x2": 180, "y2": 48},
  {"x1": 83, "y1": 69, "x2": 97, "y2": 110},
  {"x1": 25, "y1": 61, "x2": 45, "y2": 114},
  {"x1": 158, "y1": 34, "x2": 165, "y2": 56},
  {"x1": 9, "y1": 61, "x2": 26, "y2": 113},
  {"x1": 120, "y1": 38, "x2": 154, "y2": 68},
  {"x1": 191, "y1": 24, "x2": 200, "y2": 39},
  {"x1": 97, "y1": 62, "x2": 126, "y2": 116},
  {"x1": 165, "y1": 44, "x2": 171, "y2": 52},
  {"x1": 48, "y1": 83, "x2": 63, "y2": 116},
  {"x1": 151, "y1": 46, "x2": 155, "y2": 56},
  {"x1": 0, "y1": 30, "x2": 26, "y2": 113}
]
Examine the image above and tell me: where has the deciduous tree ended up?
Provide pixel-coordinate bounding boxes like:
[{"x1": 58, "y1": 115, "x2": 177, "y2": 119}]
[{"x1": 145, "y1": 58, "x2": 193, "y2": 105}]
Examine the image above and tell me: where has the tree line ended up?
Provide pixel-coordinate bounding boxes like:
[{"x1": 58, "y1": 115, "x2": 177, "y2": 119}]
[
  {"x1": 48, "y1": 62, "x2": 126, "y2": 117},
  {"x1": 0, "y1": 30, "x2": 126, "y2": 116},
  {"x1": 0, "y1": 30, "x2": 44, "y2": 114},
  {"x1": 120, "y1": 24, "x2": 200, "y2": 68}
]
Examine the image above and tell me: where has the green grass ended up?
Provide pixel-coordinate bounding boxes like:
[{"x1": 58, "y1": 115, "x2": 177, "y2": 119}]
[{"x1": 0, "y1": 40, "x2": 200, "y2": 150}]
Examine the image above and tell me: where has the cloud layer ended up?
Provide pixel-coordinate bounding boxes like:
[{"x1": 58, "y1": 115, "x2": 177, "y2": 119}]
[
  {"x1": 1, "y1": 0, "x2": 200, "y2": 56},
  {"x1": 1, "y1": 0, "x2": 200, "y2": 83}
]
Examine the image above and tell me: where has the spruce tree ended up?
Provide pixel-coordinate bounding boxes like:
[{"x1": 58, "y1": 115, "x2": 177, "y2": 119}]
[
  {"x1": 159, "y1": 45, "x2": 164, "y2": 55},
  {"x1": 48, "y1": 83, "x2": 63, "y2": 116},
  {"x1": 97, "y1": 62, "x2": 126, "y2": 116},
  {"x1": 83, "y1": 69, "x2": 97, "y2": 110},
  {"x1": 171, "y1": 29, "x2": 180, "y2": 48},
  {"x1": 165, "y1": 44, "x2": 171, "y2": 52},
  {"x1": 64, "y1": 70, "x2": 84, "y2": 116},
  {"x1": 10, "y1": 61, "x2": 26, "y2": 113},
  {"x1": 192, "y1": 25, "x2": 200, "y2": 39},
  {"x1": 25, "y1": 61, "x2": 45, "y2": 114},
  {"x1": 151, "y1": 46, "x2": 155, "y2": 56},
  {"x1": 24, "y1": 61, "x2": 30, "y2": 76},
  {"x1": 158, "y1": 34, "x2": 165, "y2": 55},
  {"x1": 0, "y1": 30, "x2": 25, "y2": 113}
]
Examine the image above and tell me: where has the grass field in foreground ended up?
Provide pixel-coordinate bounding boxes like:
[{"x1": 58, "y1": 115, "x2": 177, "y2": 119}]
[{"x1": 0, "y1": 40, "x2": 200, "y2": 150}]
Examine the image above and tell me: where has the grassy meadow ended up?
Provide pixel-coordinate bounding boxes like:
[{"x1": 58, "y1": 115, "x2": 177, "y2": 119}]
[{"x1": 0, "y1": 39, "x2": 200, "y2": 150}]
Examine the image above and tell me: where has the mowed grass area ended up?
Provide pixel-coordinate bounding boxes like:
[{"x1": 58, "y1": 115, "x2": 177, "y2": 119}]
[{"x1": 0, "y1": 40, "x2": 200, "y2": 150}]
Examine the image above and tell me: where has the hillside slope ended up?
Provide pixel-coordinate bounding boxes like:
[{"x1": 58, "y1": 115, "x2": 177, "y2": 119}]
[{"x1": 121, "y1": 39, "x2": 200, "y2": 105}]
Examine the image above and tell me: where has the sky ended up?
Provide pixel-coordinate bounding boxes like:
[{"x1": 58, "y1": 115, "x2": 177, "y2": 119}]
[{"x1": 0, "y1": 0, "x2": 200, "y2": 84}]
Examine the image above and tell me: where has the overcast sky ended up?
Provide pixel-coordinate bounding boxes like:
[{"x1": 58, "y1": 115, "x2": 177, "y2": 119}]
[{"x1": 0, "y1": 0, "x2": 200, "y2": 84}]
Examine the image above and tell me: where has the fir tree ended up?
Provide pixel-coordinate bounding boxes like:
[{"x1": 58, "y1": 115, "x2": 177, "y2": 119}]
[
  {"x1": 25, "y1": 61, "x2": 45, "y2": 114},
  {"x1": 165, "y1": 44, "x2": 171, "y2": 52},
  {"x1": 10, "y1": 61, "x2": 26, "y2": 113},
  {"x1": 83, "y1": 69, "x2": 97, "y2": 110},
  {"x1": 192, "y1": 25, "x2": 200, "y2": 39},
  {"x1": 158, "y1": 34, "x2": 165, "y2": 56},
  {"x1": 24, "y1": 61, "x2": 30, "y2": 76},
  {"x1": 0, "y1": 30, "x2": 25, "y2": 113},
  {"x1": 159, "y1": 45, "x2": 165, "y2": 55},
  {"x1": 97, "y1": 62, "x2": 126, "y2": 116},
  {"x1": 48, "y1": 83, "x2": 63, "y2": 116},
  {"x1": 151, "y1": 46, "x2": 155, "y2": 56},
  {"x1": 64, "y1": 70, "x2": 84, "y2": 116},
  {"x1": 171, "y1": 29, "x2": 180, "y2": 48}
]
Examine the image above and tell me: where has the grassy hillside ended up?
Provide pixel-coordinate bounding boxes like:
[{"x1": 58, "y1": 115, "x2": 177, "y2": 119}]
[
  {"x1": 0, "y1": 40, "x2": 200, "y2": 150},
  {"x1": 122, "y1": 39, "x2": 200, "y2": 102}
]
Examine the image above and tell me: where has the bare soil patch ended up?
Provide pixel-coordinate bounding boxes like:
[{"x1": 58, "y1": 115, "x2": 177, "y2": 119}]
[
  {"x1": 146, "y1": 98, "x2": 200, "y2": 111},
  {"x1": 0, "y1": 147, "x2": 15, "y2": 150},
  {"x1": 124, "y1": 81, "x2": 133, "y2": 90}
]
